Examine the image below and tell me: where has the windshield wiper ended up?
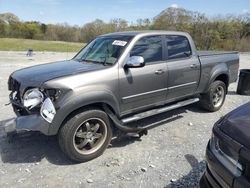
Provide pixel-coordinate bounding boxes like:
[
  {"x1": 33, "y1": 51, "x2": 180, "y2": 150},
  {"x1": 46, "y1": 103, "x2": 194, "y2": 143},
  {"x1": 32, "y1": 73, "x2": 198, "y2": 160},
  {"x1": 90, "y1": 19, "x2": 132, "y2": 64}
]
[
  {"x1": 80, "y1": 59, "x2": 99, "y2": 64},
  {"x1": 100, "y1": 56, "x2": 108, "y2": 66},
  {"x1": 79, "y1": 58, "x2": 112, "y2": 66},
  {"x1": 100, "y1": 56, "x2": 114, "y2": 66},
  {"x1": 100, "y1": 48, "x2": 112, "y2": 66}
]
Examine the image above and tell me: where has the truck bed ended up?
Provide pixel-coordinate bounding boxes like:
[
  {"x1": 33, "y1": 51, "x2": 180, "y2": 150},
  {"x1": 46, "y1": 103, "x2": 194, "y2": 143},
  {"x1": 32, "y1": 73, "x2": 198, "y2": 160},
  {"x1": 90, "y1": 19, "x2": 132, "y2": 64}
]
[
  {"x1": 198, "y1": 51, "x2": 238, "y2": 57},
  {"x1": 196, "y1": 50, "x2": 239, "y2": 93}
]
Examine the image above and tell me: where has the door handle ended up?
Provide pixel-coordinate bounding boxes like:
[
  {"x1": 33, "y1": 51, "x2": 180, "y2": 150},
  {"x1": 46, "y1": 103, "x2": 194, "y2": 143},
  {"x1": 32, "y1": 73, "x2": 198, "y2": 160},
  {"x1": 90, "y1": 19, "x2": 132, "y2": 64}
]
[
  {"x1": 155, "y1": 69, "x2": 164, "y2": 75},
  {"x1": 190, "y1": 64, "x2": 198, "y2": 69}
]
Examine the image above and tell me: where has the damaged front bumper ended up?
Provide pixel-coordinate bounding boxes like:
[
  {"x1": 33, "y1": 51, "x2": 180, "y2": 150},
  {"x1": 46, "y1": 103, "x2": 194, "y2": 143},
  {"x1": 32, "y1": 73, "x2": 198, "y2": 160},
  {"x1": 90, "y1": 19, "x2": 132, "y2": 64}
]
[
  {"x1": 5, "y1": 94, "x2": 57, "y2": 136},
  {"x1": 4, "y1": 114, "x2": 50, "y2": 135}
]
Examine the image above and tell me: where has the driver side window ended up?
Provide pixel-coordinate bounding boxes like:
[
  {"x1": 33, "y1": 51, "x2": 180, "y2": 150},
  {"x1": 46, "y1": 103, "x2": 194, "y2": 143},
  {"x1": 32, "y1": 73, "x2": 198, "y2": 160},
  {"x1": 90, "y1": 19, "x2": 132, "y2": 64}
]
[{"x1": 130, "y1": 36, "x2": 162, "y2": 63}]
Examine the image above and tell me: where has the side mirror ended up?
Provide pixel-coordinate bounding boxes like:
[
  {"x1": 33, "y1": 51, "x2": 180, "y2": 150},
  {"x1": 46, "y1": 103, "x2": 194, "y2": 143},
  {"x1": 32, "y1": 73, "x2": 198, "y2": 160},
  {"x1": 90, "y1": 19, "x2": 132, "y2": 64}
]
[{"x1": 124, "y1": 56, "x2": 145, "y2": 68}]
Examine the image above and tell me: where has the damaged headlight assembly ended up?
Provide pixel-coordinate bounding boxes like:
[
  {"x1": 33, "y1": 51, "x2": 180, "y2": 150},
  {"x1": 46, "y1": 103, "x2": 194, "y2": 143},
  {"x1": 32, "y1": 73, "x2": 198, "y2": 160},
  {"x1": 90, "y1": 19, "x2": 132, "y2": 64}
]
[
  {"x1": 40, "y1": 98, "x2": 56, "y2": 123},
  {"x1": 23, "y1": 88, "x2": 44, "y2": 109},
  {"x1": 23, "y1": 88, "x2": 56, "y2": 123}
]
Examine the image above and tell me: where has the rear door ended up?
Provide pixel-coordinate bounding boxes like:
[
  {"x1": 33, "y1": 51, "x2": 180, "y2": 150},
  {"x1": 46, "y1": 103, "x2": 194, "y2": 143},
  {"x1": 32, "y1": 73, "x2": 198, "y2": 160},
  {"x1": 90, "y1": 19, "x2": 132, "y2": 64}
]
[
  {"x1": 119, "y1": 35, "x2": 168, "y2": 114},
  {"x1": 165, "y1": 35, "x2": 200, "y2": 101}
]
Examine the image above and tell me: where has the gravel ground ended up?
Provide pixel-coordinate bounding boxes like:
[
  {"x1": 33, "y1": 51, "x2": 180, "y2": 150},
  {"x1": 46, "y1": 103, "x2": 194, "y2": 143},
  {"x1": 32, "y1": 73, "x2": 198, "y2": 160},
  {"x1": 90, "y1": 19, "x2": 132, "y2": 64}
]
[{"x1": 0, "y1": 51, "x2": 249, "y2": 188}]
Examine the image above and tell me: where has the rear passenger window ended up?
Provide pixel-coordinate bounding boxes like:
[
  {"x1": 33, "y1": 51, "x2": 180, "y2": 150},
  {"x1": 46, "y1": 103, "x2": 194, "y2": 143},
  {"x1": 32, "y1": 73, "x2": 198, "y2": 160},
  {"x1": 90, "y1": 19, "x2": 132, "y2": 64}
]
[
  {"x1": 166, "y1": 35, "x2": 191, "y2": 60},
  {"x1": 130, "y1": 36, "x2": 162, "y2": 63}
]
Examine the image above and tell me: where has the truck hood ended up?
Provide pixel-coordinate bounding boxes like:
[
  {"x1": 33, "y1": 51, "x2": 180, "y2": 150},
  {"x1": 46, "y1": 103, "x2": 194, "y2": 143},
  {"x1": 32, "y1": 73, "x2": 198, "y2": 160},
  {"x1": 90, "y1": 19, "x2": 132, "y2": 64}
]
[
  {"x1": 10, "y1": 59, "x2": 106, "y2": 90},
  {"x1": 218, "y1": 102, "x2": 250, "y2": 149}
]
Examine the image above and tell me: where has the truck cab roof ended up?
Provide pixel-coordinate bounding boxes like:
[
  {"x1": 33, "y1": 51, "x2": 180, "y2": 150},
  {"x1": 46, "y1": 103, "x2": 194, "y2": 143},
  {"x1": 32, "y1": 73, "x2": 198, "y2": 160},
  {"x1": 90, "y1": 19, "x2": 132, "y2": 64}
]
[{"x1": 100, "y1": 30, "x2": 189, "y2": 37}]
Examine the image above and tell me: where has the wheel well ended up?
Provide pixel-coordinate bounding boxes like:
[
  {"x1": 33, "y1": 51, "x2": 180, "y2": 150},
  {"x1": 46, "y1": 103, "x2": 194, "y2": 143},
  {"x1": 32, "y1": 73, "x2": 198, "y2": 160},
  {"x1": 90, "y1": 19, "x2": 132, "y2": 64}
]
[
  {"x1": 214, "y1": 74, "x2": 229, "y2": 87},
  {"x1": 60, "y1": 102, "x2": 116, "y2": 129}
]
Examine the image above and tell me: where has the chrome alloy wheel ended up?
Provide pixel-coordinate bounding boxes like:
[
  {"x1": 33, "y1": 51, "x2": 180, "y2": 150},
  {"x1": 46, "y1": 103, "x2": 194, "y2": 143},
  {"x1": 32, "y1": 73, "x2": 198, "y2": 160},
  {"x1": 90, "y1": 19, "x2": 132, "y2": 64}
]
[
  {"x1": 212, "y1": 85, "x2": 225, "y2": 108},
  {"x1": 73, "y1": 118, "x2": 107, "y2": 155}
]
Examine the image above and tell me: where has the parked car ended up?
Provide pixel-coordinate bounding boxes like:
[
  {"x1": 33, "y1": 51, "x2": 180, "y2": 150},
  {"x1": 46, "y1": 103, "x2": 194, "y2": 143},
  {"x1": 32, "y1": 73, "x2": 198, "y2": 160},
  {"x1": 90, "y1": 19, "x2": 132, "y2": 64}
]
[
  {"x1": 4, "y1": 30, "x2": 239, "y2": 162},
  {"x1": 200, "y1": 102, "x2": 250, "y2": 188}
]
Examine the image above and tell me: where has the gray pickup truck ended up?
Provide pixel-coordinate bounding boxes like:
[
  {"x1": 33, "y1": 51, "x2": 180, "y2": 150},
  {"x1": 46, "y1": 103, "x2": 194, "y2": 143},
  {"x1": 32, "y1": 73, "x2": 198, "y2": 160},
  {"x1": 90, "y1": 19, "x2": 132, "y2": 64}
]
[{"x1": 5, "y1": 30, "x2": 239, "y2": 162}]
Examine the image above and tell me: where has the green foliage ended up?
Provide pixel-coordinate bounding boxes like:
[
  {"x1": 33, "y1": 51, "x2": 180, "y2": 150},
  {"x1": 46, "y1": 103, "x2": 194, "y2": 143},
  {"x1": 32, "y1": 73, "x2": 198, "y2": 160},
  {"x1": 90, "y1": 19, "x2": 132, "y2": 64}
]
[
  {"x1": 152, "y1": 8, "x2": 250, "y2": 51},
  {"x1": 0, "y1": 19, "x2": 6, "y2": 36},
  {"x1": 0, "y1": 9, "x2": 249, "y2": 51}
]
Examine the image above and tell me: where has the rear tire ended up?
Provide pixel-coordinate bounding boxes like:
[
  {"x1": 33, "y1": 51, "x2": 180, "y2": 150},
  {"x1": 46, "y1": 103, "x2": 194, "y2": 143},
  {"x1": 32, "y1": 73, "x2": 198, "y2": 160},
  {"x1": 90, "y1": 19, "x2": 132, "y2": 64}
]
[
  {"x1": 58, "y1": 108, "x2": 112, "y2": 162},
  {"x1": 200, "y1": 81, "x2": 226, "y2": 112}
]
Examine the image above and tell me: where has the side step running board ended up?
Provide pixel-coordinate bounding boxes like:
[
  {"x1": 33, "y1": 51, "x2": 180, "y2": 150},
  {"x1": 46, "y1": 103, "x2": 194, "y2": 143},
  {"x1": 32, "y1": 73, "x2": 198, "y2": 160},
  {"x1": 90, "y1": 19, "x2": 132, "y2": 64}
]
[{"x1": 121, "y1": 98, "x2": 199, "y2": 124}]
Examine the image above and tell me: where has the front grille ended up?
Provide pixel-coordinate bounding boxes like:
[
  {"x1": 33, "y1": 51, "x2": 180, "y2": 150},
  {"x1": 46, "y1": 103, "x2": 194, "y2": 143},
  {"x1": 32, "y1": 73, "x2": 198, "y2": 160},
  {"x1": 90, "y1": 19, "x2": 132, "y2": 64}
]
[
  {"x1": 8, "y1": 76, "x2": 34, "y2": 116},
  {"x1": 8, "y1": 76, "x2": 20, "y2": 91},
  {"x1": 8, "y1": 76, "x2": 22, "y2": 107}
]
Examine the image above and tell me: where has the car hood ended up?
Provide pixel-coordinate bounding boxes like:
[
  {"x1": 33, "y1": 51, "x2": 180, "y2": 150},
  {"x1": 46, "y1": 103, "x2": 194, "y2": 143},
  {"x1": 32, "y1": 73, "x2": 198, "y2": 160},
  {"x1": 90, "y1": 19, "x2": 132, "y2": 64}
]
[
  {"x1": 10, "y1": 59, "x2": 106, "y2": 91},
  {"x1": 218, "y1": 102, "x2": 250, "y2": 149}
]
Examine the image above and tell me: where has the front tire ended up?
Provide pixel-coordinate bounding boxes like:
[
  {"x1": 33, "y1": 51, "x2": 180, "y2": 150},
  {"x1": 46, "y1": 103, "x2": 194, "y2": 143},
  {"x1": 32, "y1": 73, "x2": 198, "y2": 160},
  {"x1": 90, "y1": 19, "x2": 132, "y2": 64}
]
[
  {"x1": 200, "y1": 81, "x2": 226, "y2": 112},
  {"x1": 58, "y1": 108, "x2": 112, "y2": 162}
]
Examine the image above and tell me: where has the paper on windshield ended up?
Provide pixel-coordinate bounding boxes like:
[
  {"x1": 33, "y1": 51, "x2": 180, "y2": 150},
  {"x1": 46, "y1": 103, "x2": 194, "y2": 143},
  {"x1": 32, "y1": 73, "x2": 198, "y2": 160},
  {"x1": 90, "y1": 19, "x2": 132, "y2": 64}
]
[{"x1": 112, "y1": 40, "x2": 127, "y2": 46}]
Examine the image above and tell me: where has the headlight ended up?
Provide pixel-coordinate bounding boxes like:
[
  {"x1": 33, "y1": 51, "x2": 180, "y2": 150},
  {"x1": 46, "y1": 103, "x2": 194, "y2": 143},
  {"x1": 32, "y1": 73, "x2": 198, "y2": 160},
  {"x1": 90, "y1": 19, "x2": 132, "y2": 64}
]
[
  {"x1": 210, "y1": 133, "x2": 243, "y2": 173},
  {"x1": 40, "y1": 98, "x2": 56, "y2": 123},
  {"x1": 23, "y1": 88, "x2": 44, "y2": 109}
]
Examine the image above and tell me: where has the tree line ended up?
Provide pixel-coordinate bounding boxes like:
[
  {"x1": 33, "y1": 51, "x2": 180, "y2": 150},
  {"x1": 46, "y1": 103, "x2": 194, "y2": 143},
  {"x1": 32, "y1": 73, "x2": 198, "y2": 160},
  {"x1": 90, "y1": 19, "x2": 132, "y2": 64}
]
[{"x1": 0, "y1": 8, "x2": 249, "y2": 51}]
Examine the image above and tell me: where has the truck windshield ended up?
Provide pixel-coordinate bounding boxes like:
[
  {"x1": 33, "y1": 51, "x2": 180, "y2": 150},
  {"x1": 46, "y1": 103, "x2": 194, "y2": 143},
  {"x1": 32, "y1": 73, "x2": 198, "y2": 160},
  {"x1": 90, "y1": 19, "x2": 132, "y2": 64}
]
[{"x1": 74, "y1": 36, "x2": 132, "y2": 65}]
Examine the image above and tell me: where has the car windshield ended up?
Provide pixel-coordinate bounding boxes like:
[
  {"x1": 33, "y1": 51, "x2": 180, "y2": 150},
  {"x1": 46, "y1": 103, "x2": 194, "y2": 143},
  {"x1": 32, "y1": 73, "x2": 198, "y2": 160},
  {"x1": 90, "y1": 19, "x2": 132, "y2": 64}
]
[{"x1": 74, "y1": 35, "x2": 133, "y2": 65}]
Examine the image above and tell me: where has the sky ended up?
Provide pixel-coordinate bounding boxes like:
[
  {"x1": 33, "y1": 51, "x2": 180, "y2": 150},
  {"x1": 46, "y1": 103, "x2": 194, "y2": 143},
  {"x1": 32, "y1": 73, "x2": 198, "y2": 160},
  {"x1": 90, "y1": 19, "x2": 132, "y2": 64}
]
[{"x1": 0, "y1": 0, "x2": 249, "y2": 26}]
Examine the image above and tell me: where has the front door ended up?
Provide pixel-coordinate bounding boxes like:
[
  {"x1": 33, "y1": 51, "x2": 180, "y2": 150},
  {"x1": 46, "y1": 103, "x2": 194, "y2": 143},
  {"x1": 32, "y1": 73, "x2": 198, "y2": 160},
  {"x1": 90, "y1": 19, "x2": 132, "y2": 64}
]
[{"x1": 119, "y1": 35, "x2": 167, "y2": 115}]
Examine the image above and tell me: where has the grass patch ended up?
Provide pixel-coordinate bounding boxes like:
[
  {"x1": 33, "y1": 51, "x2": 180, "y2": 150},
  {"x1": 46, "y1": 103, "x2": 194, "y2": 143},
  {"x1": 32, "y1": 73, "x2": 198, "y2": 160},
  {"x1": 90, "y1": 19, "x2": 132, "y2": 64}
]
[{"x1": 0, "y1": 38, "x2": 85, "y2": 52}]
